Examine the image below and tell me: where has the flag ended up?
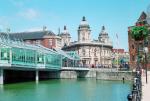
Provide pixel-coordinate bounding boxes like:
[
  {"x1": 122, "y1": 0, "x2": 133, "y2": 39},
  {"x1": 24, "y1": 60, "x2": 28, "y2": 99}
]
[
  {"x1": 115, "y1": 33, "x2": 119, "y2": 67},
  {"x1": 116, "y1": 33, "x2": 118, "y2": 39},
  {"x1": 116, "y1": 33, "x2": 119, "y2": 48}
]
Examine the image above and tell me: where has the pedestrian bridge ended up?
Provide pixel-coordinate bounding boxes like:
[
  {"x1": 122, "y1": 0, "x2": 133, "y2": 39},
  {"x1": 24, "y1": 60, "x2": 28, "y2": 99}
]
[{"x1": 0, "y1": 34, "x2": 90, "y2": 84}]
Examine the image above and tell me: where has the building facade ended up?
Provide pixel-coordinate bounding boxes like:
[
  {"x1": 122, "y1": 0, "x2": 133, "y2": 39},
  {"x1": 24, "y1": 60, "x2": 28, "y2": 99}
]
[
  {"x1": 62, "y1": 17, "x2": 113, "y2": 67},
  {"x1": 58, "y1": 26, "x2": 71, "y2": 47},
  {"x1": 112, "y1": 49, "x2": 129, "y2": 67},
  {"x1": 9, "y1": 29, "x2": 62, "y2": 49},
  {"x1": 128, "y1": 12, "x2": 150, "y2": 69}
]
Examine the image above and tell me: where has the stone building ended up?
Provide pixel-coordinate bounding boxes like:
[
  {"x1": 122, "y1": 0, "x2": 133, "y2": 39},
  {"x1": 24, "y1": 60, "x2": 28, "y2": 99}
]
[
  {"x1": 58, "y1": 26, "x2": 71, "y2": 47},
  {"x1": 128, "y1": 12, "x2": 150, "y2": 68},
  {"x1": 62, "y1": 17, "x2": 113, "y2": 67}
]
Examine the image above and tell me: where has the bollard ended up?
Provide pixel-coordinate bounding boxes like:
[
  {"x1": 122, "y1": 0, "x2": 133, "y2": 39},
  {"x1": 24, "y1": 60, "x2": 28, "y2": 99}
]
[{"x1": 122, "y1": 77, "x2": 125, "y2": 83}]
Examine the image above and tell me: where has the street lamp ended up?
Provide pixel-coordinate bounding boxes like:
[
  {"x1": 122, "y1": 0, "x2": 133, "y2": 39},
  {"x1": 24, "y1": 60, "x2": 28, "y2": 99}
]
[
  {"x1": 145, "y1": 5, "x2": 150, "y2": 84},
  {"x1": 144, "y1": 46, "x2": 148, "y2": 84}
]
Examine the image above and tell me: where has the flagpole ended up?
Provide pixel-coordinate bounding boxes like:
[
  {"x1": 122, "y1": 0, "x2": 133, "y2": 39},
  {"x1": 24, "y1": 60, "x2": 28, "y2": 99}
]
[
  {"x1": 116, "y1": 33, "x2": 119, "y2": 71},
  {"x1": 117, "y1": 48, "x2": 119, "y2": 70},
  {"x1": 102, "y1": 43, "x2": 103, "y2": 68}
]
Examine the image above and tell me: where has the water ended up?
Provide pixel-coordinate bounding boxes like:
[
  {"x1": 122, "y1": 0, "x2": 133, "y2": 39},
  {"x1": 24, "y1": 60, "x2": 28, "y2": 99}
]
[{"x1": 0, "y1": 79, "x2": 132, "y2": 101}]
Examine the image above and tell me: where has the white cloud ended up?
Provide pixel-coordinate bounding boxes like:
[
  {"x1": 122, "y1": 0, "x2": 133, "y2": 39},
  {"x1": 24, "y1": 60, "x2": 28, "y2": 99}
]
[{"x1": 19, "y1": 8, "x2": 39, "y2": 20}]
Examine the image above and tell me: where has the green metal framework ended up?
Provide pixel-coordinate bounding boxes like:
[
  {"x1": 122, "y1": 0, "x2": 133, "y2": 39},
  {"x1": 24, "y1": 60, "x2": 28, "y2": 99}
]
[
  {"x1": 61, "y1": 51, "x2": 80, "y2": 67},
  {"x1": 0, "y1": 35, "x2": 80, "y2": 69}
]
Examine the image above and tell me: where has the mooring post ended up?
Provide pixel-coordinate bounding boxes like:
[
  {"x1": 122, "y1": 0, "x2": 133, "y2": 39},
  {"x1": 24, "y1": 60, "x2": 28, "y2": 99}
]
[
  {"x1": 0, "y1": 69, "x2": 4, "y2": 85},
  {"x1": 35, "y1": 70, "x2": 39, "y2": 83}
]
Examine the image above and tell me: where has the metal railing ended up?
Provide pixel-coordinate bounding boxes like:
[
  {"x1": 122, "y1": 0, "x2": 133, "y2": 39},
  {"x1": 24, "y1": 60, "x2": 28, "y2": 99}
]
[
  {"x1": 127, "y1": 71, "x2": 142, "y2": 101},
  {"x1": 127, "y1": 42, "x2": 142, "y2": 101}
]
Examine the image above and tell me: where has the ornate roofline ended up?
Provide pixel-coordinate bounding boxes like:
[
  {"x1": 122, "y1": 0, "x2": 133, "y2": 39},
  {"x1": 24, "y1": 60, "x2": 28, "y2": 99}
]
[{"x1": 62, "y1": 42, "x2": 113, "y2": 50}]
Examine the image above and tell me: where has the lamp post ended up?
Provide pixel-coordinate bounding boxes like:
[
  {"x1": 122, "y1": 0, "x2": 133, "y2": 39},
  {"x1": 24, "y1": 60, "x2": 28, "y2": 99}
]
[
  {"x1": 126, "y1": 6, "x2": 150, "y2": 100},
  {"x1": 128, "y1": 20, "x2": 149, "y2": 101},
  {"x1": 146, "y1": 5, "x2": 150, "y2": 84},
  {"x1": 144, "y1": 46, "x2": 148, "y2": 84}
]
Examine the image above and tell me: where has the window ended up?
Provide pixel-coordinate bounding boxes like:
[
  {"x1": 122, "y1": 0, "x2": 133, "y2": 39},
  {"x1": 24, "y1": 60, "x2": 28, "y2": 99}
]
[
  {"x1": 49, "y1": 39, "x2": 53, "y2": 46},
  {"x1": 101, "y1": 39, "x2": 105, "y2": 43},
  {"x1": 25, "y1": 40, "x2": 30, "y2": 44},
  {"x1": 37, "y1": 53, "x2": 44, "y2": 64},
  {"x1": 1, "y1": 48, "x2": 9, "y2": 60},
  {"x1": 132, "y1": 44, "x2": 134, "y2": 49},
  {"x1": 89, "y1": 48, "x2": 91, "y2": 57},
  {"x1": 35, "y1": 40, "x2": 41, "y2": 45},
  {"x1": 94, "y1": 48, "x2": 97, "y2": 57},
  {"x1": 82, "y1": 49, "x2": 86, "y2": 56},
  {"x1": 132, "y1": 55, "x2": 135, "y2": 61},
  {"x1": 57, "y1": 39, "x2": 61, "y2": 45},
  {"x1": 82, "y1": 37, "x2": 85, "y2": 41},
  {"x1": 82, "y1": 33, "x2": 85, "y2": 41},
  {"x1": 143, "y1": 21, "x2": 147, "y2": 25}
]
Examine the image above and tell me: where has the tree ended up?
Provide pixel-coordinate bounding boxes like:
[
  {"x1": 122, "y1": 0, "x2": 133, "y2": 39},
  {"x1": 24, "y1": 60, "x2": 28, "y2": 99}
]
[{"x1": 130, "y1": 26, "x2": 148, "y2": 41}]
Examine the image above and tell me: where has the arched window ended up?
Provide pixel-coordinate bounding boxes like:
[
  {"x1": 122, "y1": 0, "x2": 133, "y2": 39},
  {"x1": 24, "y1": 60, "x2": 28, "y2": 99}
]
[
  {"x1": 132, "y1": 44, "x2": 134, "y2": 49},
  {"x1": 94, "y1": 48, "x2": 97, "y2": 56},
  {"x1": 82, "y1": 33, "x2": 85, "y2": 41},
  {"x1": 89, "y1": 47, "x2": 91, "y2": 57},
  {"x1": 82, "y1": 49, "x2": 86, "y2": 56},
  {"x1": 132, "y1": 55, "x2": 135, "y2": 61}
]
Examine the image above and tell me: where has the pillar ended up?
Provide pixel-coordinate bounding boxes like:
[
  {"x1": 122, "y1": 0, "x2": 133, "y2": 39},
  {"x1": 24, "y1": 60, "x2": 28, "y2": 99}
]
[
  {"x1": 0, "y1": 69, "x2": 4, "y2": 85},
  {"x1": 35, "y1": 70, "x2": 39, "y2": 83}
]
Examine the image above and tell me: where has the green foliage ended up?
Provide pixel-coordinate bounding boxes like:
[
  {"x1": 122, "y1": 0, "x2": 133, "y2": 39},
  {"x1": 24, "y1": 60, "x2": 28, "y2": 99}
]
[{"x1": 130, "y1": 26, "x2": 148, "y2": 41}]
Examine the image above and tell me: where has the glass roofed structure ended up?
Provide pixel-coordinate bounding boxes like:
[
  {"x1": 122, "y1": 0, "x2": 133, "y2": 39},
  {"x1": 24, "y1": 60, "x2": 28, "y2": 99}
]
[
  {"x1": 54, "y1": 49, "x2": 80, "y2": 67},
  {"x1": 0, "y1": 33, "x2": 80, "y2": 70}
]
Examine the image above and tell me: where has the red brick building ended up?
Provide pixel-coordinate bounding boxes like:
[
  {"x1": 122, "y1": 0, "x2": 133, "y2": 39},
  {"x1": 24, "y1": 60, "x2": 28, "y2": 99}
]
[
  {"x1": 9, "y1": 30, "x2": 62, "y2": 49},
  {"x1": 128, "y1": 12, "x2": 150, "y2": 69}
]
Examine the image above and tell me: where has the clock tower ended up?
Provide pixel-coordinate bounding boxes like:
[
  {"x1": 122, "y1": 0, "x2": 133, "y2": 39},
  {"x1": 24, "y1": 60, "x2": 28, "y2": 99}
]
[{"x1": 78, "y1": 16, "x2": 91, "y2": 42}]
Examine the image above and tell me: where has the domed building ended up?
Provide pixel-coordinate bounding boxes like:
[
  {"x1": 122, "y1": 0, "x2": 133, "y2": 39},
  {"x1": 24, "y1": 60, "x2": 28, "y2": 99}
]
[
  {"x1": 62, "y1": 16, "x2": 113, "y2": 68},
  {"x1": 59, "y1": 26, "x2": 71, "y2": 47}
]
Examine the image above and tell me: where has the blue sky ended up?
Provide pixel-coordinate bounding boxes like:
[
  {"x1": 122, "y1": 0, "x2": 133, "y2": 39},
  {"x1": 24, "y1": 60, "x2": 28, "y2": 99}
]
[{"x1": 0, "y1": 0, "x2": 150, "y2": 51}]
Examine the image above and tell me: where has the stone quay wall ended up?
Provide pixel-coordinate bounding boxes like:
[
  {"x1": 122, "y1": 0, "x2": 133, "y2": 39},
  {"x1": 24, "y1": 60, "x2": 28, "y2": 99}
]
[
  {"x1": 96, "y1": 71, "x2": 134, "y2": 81},
  {"x1": 0, "y1": 68, "x2": 135, "y2": 84},
  {"x1": 59, "y1": 69, "x2": 135, "y2": 81},
  {"x1": 60, "y1": 71, "x2": 77, "y2": 79}
]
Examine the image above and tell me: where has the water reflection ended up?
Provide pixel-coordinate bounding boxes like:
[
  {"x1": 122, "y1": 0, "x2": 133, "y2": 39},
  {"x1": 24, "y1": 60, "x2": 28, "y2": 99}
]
[{"x1": 0, "y1": 79, "x2": 132, "y2": 101}]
